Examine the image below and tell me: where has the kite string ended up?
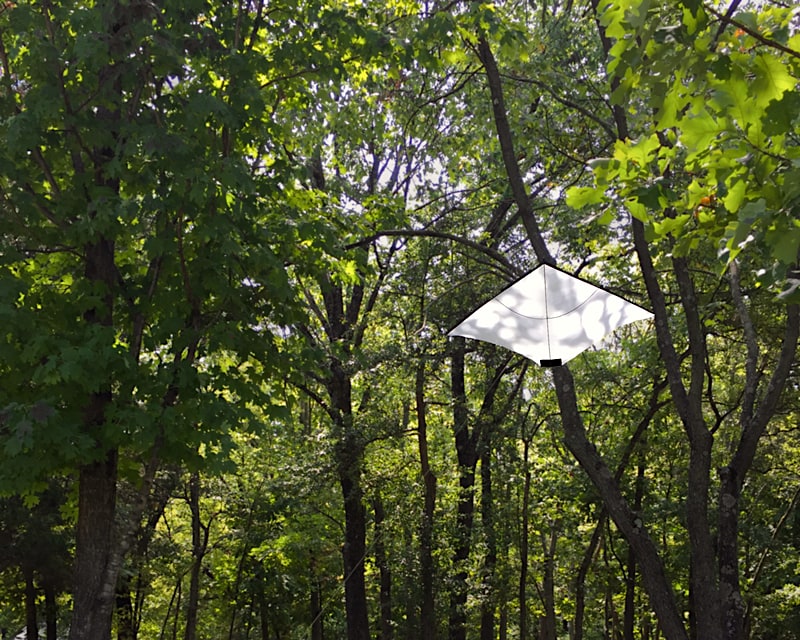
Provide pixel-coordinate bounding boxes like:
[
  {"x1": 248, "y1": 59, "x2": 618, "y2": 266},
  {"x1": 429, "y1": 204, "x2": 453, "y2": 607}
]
[{"x1": 543, "y1": 266, "x2": 551, "y2": 360}]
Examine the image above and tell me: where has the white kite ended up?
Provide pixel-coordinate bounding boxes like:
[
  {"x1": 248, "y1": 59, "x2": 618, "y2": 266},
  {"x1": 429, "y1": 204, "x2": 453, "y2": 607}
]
[{"x1": 448, "y1": 264, "x2": 653, "y2": 367}]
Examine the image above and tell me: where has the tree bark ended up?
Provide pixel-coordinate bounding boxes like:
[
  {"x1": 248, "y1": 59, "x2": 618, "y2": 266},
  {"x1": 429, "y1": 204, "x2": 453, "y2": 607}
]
[
  {"x1": 624, "y1": 461, "x2": 647, "y2": 640},
  {"x1": 339, "y1": 447, "x2": 369, "y2": 640},
  {"x1": 116, "y1": 576, "x2": 136, "y2": 640},
  {"x1": 310, "y1": 566, "x2": 324, "y2": 640},
  {"x1": 479, "y1": 429, "x2": 496, "y2": 640},
  {"x1": 44, "y1": 578, "x2": 58, "y2": 640},
  {"x1": 448, "y1": 338, "x2": 475, "y2": 640},
  {"x1": 374, "y1": 496, "x2": 393, "y2": 640},
  {"x1": 24, "y1": 564, "x2": 37, "y2": 640},
  {"x1": 70, "y1": 14, "x2": 124, "y2": 630},
  {"x1": 69, "y1": 450, "x2": 119, "y2": 640},
  {"x1": 184, "y1": 471, "x2": 206, "y2": 640},
  {"x1": 540, "y1": 526, "x2": 558, "y2": 640},
  {"x1": 518, "y1": 438, "x2": 531, "y2": 640},
  {"x1": 329, "y1": 358, "x2": 369, "y2": 640},
  {"x1": 416, "y1": 361, "x2": 437, "y2": 640}
]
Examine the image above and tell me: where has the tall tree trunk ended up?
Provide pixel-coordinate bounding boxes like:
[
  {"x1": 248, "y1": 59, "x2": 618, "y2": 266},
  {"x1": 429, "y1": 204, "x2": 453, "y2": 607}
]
[
  {"x1": 24, "y1": 564, "x2": 37, "y2": 640},
  {"x1": 624, "y1": 461, "x2": 647, "y2": 640},
  {"x1": 331, "y1": 355, "x2": 369, "y2": 640},
  {"x1": 310, "y1": 564, "x2": 324, "y2": 640},
  {"x1": 540, "y1": 526, "x2": 558, "y2": 640},
  {"x1": 339, "y1": 448, "x2": 369, "y2": 640},
  {"x1": 69, "y1": 449, "x2": 119, "y2": 640},
  {"x1": 518, "y1": 438, "x2": 531, "y2": 640},
  {"x1": 70, "y1": 23, "x2": 124, "y2": 629},
  {"x1": 117, "y1": 574, "x2": 136, "y2": 640},
  {"x1": 416, "y1": 361, "x2": 437, "y2": 640},
  {"x1": 574, "y1": 519, "x2": 604, "y2": 640},
  {"x1": 448, "y1": 338, "x2": 476, "y2": 640},
  {"x1": 44, "y1": 578, "x2": 58, "y2": 640},
  {"x1": 322, "y1": 356, "x2": 369, "y2": 640},
  {"x1": 374, "y1": 496, "x2": 393, "y2": 640},
  {"x1": 718, "y1": 268, "x2": 800, "y2": 640},
  {"x1": 321, "y1": 271, "x2": 370, "y2": 640},
  {"x1": 184, "y1": 471, "x2": 204, "y2": 640},
  {"x1": 479, "y1": 431, "x2": 496, "y2": 640}
]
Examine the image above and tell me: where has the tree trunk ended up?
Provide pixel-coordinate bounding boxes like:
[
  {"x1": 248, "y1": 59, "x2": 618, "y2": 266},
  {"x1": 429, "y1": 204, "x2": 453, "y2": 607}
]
[
  {"x1": 624, "y1": 462, "x2": 646, "y2": 640},
  {"x1": 416, "y1": 361, "x2": 437, "y2": 640},
  {"x1": 116, "y1": 575, "x2": 136, "y2": 640},
  {"x1": 339, "y1": 453, "x2": 369, "y2": 640},
  {"x1": 323, "y1": 356, "x2": 369, "y2": 640},
  {"x1": 574, "y1": 519, "x2": 604, "y2": 640},
  {"x1": 479, "y1": 431, "x2": 496, "y2": 640},
  {"x1": 310, "y1": 566, "x2": 324, "y2": 640},
  {"x1": 540, "y1": 526, "x2": 558, "y2": 640},
  {"x1": 24, "y1": 564, "x2": 37, "y2": 640},
  {"x1": 44, "y1": 578, "x2": 58, "y2": 640},
  {"x1": 448, "y1": 339, "x2": 476, "y2": 640},
  {"x1": 184, "y1": 471, "x2": 204, "y2": 640},
  {"x1": 326, "y1": 335, "x2": 369, "y2": 640},
  {"x1": 374, "y1": 496, "x2": 393, "y2": 640},
  {"x1": 69, "y1": 450, "x2": 119, "y2": 640},
  {"x1": 519, "y1": 438, "x2": 531, "y2": 640}
]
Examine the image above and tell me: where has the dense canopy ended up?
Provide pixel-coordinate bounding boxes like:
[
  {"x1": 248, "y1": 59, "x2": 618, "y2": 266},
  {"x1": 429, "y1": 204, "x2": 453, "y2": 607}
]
[{"x1": 0, "y1": 1, "x2": 798, "y2": 640}]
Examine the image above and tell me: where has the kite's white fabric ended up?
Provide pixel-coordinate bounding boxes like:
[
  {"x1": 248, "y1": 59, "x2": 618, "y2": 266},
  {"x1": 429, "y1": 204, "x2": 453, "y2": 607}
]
[{"x1": 448, "y1": 264, "x2": 652, "y2": 366}]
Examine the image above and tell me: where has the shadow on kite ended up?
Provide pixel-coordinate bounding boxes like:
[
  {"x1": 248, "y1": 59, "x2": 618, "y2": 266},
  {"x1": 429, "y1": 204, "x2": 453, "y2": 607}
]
[{"x1": 448, "y1": 264, "x2": 653, "y2": 367}]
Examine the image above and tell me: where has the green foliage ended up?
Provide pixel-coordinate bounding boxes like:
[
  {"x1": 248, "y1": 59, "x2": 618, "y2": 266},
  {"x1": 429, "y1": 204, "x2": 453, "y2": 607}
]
[
  {"x1": 1, "y1": 1, "x2": 799, "y2": 639},
  {"x1": 568, "y1": 0, "x2": 800, "y2": 297}
]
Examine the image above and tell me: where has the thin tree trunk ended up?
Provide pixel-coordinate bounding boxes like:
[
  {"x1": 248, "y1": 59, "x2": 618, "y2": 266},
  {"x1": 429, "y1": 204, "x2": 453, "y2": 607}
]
[
  {"x1": 24, "y1": 565, "x2": 37, "y2": 640},
  {"x1": 159, "y1": 575, "x2": 181, "y2": 640},
  {"x1": 624, "y1": 461, "x2": 647, "y2": 640},
  {"x1": 448, "y1": 338, "x2": 475, "y2": 640},
  {"x1": 44, "y1": 579, "x2": 57, "y2": 640},
  {"x1": 184, "y1": 471, "x2": 203, "y2": 640},
  {"x1": 575, "y1": 519, "x2": 604, "y2": 640},
  {"x1": 260, "y1": 594, "x2": 271, "y2": 640},
  {"x1": 479, "y1": 431, "x2": 496, "y2": 640},
  {"x1": 117, "y1": 573, "x2": 136, "y2": 640},
  {"x1": 416, "y1": 361, "x2": 437, "y2": 640},
  {"x1": 540, "y1": 526, "x2": 558, "y2": 640},
  {"x1": 374, "y1": 496, "x2": 393, "y2": 640},
  {"x1": 310, "y1": 565, "x2": 324, "y2": 640},
  {"x1": 499, "y1": 600, "x2": 508, "y2": 640},
  {"x1": 519, "y1": 438, "x2": 531, "y2": 640}
]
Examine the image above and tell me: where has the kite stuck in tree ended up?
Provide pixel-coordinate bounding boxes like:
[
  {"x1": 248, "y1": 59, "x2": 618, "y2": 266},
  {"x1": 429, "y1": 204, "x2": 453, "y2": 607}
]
[{"x1": 448, "y1": 264, "x2": 653, "y2": 367}]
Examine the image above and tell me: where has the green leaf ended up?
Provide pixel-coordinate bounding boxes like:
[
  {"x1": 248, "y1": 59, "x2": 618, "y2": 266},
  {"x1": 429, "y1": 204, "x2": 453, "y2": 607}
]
[
  {"x1": 763, "y1": 90, "x2": 800, "y2": 137},
  {"x1": 652, "y1": 214, "x2": 690, "y2": 237},
  {"x1": 566, "y1": 186, "x2": 605, "y2": 208},
  {"x1": 723, "y1": 179, "x2": 747, "y2": 213},
  {"x1": 751, "y1": 54, "x2": 795, "y2": 108},
  {"x1": 680, "y1": 107, "x2": 720, "y2": 153},
  {"x1": 767, "y1": 226, "x2": 800, "y2": 265}
]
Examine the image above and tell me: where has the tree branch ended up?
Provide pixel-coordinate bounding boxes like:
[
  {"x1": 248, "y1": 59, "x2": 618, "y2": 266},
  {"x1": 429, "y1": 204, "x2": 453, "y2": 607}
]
[
  {"x1": 706, "y1": 3, "x2": 800, "y2": 60},
  {"x1": 344, "y1": 228, "x2": 520, "y2": 279}
]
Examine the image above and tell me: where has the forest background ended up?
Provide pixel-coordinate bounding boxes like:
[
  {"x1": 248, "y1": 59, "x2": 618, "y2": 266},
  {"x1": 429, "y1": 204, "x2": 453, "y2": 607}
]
[{"x1": 0, "y1": 1, "x2": 798, "y2": 639}]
